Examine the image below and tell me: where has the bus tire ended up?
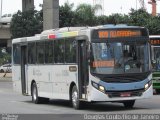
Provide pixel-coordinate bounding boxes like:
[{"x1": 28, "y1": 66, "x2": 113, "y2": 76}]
[
  {"x1": 156, "y1": 89, "x2": 160, "y2": 94},
  {"x1": 31, "y1": 83, "x2": 43, "y2": 104},
  {"x1": 71, "y1": 85, "x2": 82, "y2": 109},
  {"x1": 123, "y1": 100, "x2": 135, "y2": 108}
]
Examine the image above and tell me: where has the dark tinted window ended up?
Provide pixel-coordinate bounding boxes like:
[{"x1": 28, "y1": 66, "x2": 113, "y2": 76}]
[
  {"x1": 28, "y1": 42, "x2": 36, "y2": 64},
  {"x1": 45, "y1": 41, "x2": 54, "y2": 63},
  {"x1": 37, "y1": 41, "x2": 45, "y2": 64},
  {"x1": 13, "y1": 44, "x2": 20, "y2": 64},
  {"x1": 54, "y1": 39, "x2": 65, "y2": 63},
  {"x1": 65, "y1": 38, "x2": 76, "y2": 63}
]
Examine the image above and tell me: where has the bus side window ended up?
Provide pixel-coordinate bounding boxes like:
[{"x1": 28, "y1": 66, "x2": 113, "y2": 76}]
[
  {"x1": 36, "y1": 41, "x2": 45, "y2": 64},
  {"x1": 28, "y1": 42, "x2": 36, "y2": 64},
  {"x1": 54, "y1": 39, "x2": 65, "y2": 63},
  {"x1": 45, "y1": 41, "x2": 54, "y2": 64},
  {"x1": 13, "y1": 44, "x2": 20, "y2": 64},
  {"x1": 65, "y1": 38, "x2": 76, "y2": 63}
]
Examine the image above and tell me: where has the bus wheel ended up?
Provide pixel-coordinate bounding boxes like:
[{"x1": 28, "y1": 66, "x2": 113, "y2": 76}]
[
  {"x1": 156, "y1": 89, "x2": 160, "y2": 94},
  {"x1": 123, "y1": 100, "x2": 135, "y2": 108},
  {"x1": 32, "y1": 83, "x2": 42, "y2": 104},
  {"x1": 71, "y1": 86, "x2": 81, "y2": 109}
]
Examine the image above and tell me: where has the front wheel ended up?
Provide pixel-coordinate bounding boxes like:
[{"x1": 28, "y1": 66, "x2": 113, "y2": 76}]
[
  {"x1": 71, "y1": 86, "x2": 82, "y2": 109},
  {"x1": 31, "y1": 83, "x2": 49, "y2": 104},
  {"x1": 123, "y1": 100, "x2": 135, "y2": 108}
]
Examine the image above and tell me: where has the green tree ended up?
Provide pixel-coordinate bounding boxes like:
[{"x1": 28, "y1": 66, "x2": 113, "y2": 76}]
[
  {"x1": 75, "y1": 4, "x2": 102, "y2": 26},
  {"x1": 0, "y1": 48, "x2": 11, "y2": 65},
  {"x1": 106, "y1": 14, "x2": 130, "y2": 25},
  {"x1": 128, "y1": 9, "x2": 150, "y2": 26},
  {"x1": 128, "y1": 8, "x2": 160, "y2": 35},
  {"x1": 59, "y1": 2, "x2": 76, "y2": 27},
  {"x1": 96, "y1": 15, "x2": 108, "y2": 25},
  {"x1": 145, "y1": 16, "x2": 160, "y2": 35},
  {"x1": 10, "y1": 9, "x2": 43, "y2": 38}
]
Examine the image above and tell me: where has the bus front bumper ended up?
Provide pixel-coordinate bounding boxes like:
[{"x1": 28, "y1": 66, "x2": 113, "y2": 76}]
[{"x1": 88, "y1": 85, "x2": 153, "y2": 102}]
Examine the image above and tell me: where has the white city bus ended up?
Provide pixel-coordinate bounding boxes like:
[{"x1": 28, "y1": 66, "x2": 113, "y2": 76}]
[{"x1": 12, "y1": 25, "x2": 153, "y2": 109}]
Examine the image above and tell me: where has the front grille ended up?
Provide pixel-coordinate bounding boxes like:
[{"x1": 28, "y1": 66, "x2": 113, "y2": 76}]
[{"x1": 107, "y1": 89, "x2": 144, "y2": 98}]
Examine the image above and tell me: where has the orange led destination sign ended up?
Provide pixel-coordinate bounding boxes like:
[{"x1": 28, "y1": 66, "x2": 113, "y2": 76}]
[
  {"x1": 98, "y1": 30, "x2": 141, "y2": 38},
  {"x1": 150, "y1": 40, "x2": 160, "y2": 45},
  {"x1": 92, "y1": 60, "x2": 115, "y2": 67}
]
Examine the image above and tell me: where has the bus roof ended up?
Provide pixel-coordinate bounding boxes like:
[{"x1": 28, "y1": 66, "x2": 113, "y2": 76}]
[{"x1": 12, "y1": 25, "x2": 146, "y2": 44}]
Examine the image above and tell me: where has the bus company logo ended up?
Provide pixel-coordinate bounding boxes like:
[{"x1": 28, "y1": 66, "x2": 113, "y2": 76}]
[
  {"x1": 69, "y1": 66, "x2": 77, "y2": 72},
  {"x1": 2, "y1": 114, "x2": 18, "y2": 120}
]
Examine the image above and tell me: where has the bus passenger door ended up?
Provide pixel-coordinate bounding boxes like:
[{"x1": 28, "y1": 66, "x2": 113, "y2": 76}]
[
  {"x1": 77, "y1": 40, "x2": 88, "y2": 100},
  {"x1": 21, "y1": 46, "x2": 28, "y2": 95}
]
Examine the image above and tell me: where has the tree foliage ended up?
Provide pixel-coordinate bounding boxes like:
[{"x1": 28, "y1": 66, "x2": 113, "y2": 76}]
[
  {"x1": 10, "y1": 9, "x2": 43, "y2": 38},
  {"x1": 0, "y1": 48, "x2": 11, "y2": 65},
  {"x1": 59, "y1": 2, "x2": 76, "y2": 27},
  {"x1": 75, "y1": 4, "x2": 102, "y2": 26},
  {"x1": 10, "y1": 3, "x2": 160, "y2": 38}
]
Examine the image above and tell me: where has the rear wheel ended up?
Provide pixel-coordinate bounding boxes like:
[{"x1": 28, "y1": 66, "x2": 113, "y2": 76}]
[
  {"x1": 31, "y1": 83, "x2": 49, "y2": 104},
  {"x1": 71, "y1": 85, "x2": 82, "y2": 109},
  {"x1": 123, "y1": 100, "x2": 135, "y2": 108}
]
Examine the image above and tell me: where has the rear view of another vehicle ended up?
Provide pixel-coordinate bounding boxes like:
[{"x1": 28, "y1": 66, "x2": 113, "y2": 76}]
[
  {"x1": 151, "y1": 46, "x2": 160, "y2": 94},
  {"x1": 150, "y1": 36, "x2": 160, "y2": 94},
  {"x1": 0, "y1": 64, "x2": 12, "y2": 73}
]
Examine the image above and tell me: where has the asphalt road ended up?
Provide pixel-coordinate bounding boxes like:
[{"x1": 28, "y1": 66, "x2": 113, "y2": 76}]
[{"x1": 0, "y1": 81, "x2": 160, "y2": 120}]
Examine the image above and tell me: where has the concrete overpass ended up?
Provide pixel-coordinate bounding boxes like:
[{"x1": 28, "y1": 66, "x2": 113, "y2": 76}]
[
  {"x1": 0, "y1": 0, "x2": 59, "y2": 47},
  {"x1": 0, "y1": 24, "x2": 11, "y2": 47}
]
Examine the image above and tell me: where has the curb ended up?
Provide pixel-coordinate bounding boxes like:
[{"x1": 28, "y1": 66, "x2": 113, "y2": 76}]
[{"x1": 0, "y1": 77, "x2": 12, "y2": 82}]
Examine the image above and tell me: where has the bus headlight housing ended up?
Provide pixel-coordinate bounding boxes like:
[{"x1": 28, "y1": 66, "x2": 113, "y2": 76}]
[
  {"x1": 92, "y1": 81, "x2": 106, "y2": 93},
  {"x1": 92, "y1": 81, "x2": 99, "y2": 89},
  {"x1": 144, "y1": 80, "x2": 152, "y2": 90},
  {"x1": 144, "y1": 83, "x2": 149, "y2": 90}
]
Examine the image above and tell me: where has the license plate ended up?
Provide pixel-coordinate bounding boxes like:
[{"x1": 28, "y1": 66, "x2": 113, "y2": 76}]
[{"x1": 120, "y1": 92, "x2": 131, "y2": 97}]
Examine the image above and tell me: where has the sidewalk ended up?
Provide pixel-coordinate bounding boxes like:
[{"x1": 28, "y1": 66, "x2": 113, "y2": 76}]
[{"x1": 0, "y1": 73, "x2": 12, "y2": 82}]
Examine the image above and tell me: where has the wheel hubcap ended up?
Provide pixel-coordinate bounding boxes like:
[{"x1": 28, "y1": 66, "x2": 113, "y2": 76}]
[
  {"x1": 33, "y1": 87, "x2": 37, "y2": 101},
  {"x1": 72, "y1": 91, "x2": 78, "y2": 106}
]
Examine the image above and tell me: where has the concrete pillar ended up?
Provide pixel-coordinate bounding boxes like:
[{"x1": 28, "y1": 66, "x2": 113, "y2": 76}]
[
  {"x1": 43, "y1": 0, "x2": 59, "y2": 30},
  {"x1": 22, "y1": 0, "x2": 34, "y2": 12}
]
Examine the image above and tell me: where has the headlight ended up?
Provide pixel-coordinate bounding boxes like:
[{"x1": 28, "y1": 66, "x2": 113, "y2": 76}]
[
  {"x1": 92, "y1": 81, "x2": 106, "y2": 93},
  {"x1": 144, "y1": 80, "x2": 152, "y2": 90},
  {"x1": 99, "y1": 86, "x2": 105, "y2": 92},
  {"x1": 144, "y1": 83, "x2": 149, "y2": 90}
]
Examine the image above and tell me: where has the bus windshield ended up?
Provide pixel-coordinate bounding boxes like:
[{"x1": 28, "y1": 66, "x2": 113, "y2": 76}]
[
  {"x1": 151, "y1": 46, "x2": 160, "y2": 71},
  {"x1": 90, "y1": 42, "x2": 150, "y2": 75}
]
